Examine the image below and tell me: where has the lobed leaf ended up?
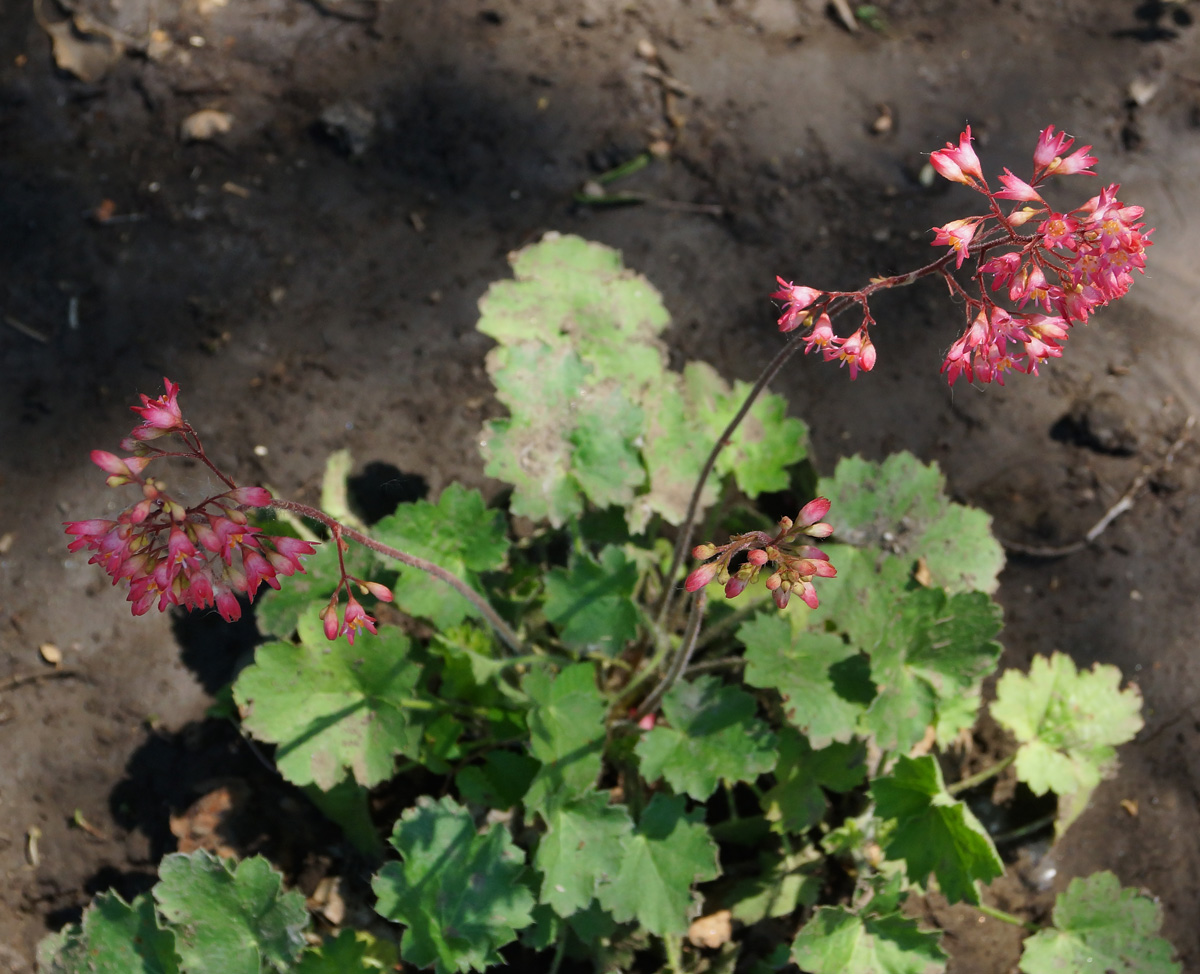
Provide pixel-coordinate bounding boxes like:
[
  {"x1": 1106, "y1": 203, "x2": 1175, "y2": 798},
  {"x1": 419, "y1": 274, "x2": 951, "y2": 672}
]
[
  {"x1": 818, "y1": 453, "x2": 1004, "y2": 594},
  {"x1": 635, "y1": 675, "x2": 778, "y2": 800},
  {"x1": 543, "y1": 545, "x2": 641, "y2": 655},
  {"x1": 233, "y1": 620, "x2": 427, "y2": 789},
  {"x1": 522, "y1": 663, "x2": 607, "y2": 815},
  {"x1": 991, "y1": 652, "x2": 1143, "y2": 833},
  {"x1": 295, "y1": 930, "x2": 399, "y2": 973},
  {"x1": 740, "y1": 615, "x2": 872, "y2": 749},
  {"x1": 534, "y1": 791, "x2": 634, "y2": 918},
  {"x1": 39, "y1": 891, "x2": 178, "y2": 974},
  {"x1": 372, "y1": 796, "x2": 534, "y2": 974},
  {"x1": 154, "y1": 852, "x2": 308, "y2": 974},
  {"x1": 871, "y1": 755, "x2": 1002, "y2": 905},
  {"x1": 1019, "y1": 872, "x2": 1180, "y2": 974},
  {"x1": 372, "y1": 483, "x2": 509, "y2": 629},
  {"x1": 596, "y1": 793, "x2": 721, "y2": 938},
  {"x1": 791, "y1": 906, "x2": 947, "y2": 974},
  {"x1": 760, "y1": 729, "x2": 866, "y2": 833}
]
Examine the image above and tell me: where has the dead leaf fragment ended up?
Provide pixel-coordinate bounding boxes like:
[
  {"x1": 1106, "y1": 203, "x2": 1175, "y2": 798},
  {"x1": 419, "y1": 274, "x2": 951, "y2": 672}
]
[
  {"x1": 913, "y1": 556, "x2": 934, "y2": 588},
  {"x1": 180, "y1": 109, "x2": 234, "y2": 142},
  {"x1": 43, "y1": 19, "x2": 123, "y2": 83},
  {"x1": 169, "y1": 782, "x2": 248, "y2": 857},
  {"x1": 1120, "y1": 798, "x2": 1139, "y2": 817},
  {"x1": 688, "y1": 909, "x2": 732, "y2": 949},
  {"x1": 39, "y1": 643, "x2": 63, "y2": 668}
]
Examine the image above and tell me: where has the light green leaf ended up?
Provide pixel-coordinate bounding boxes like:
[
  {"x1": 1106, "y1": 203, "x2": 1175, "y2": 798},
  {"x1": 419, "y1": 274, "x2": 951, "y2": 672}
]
[
  {"x1": 535, "y1": 791, "x2": 634, "y2": 918},
  {"x1": 372, "y1": 483, "x2": 508, "y2": 629},
  {"x1": 38, "y1": 891, "x2": 178, "y2": 974},
  {"x1": 477, "y1": 233, "x2": 670, "y2": 390},
  {"x1": 1020, "y1": 872, "x2": 1180, "y2": 974},
  {"x1": 319, "y1": 449, "x2": 366, "y2": 532},
  {"x1": 233, "y1": 622, "x2": 427, "y2": 789},
  {"x1": 871, "y1": 755, "x2": 1003, "y2": 905},
  {"x1": 543, "y1": 545, "x2": 641, "y2": 655},
  {"x1": 791, "y1": 906, "x2": 946, "y2": 974},
  {"x1": 296, "y1": 930, "x2": 399, "y2": 973},
  {"x1": 992, "y1": 652, "x2": 1143, "y2": 833},
  {"x1": 523, "y1": 663, "x2": 607, "y2": 815},
  {"x1": 818, "y1": 453, "x2": 1005, "y2": 594},
  {"x1": 154, "y1": 852, "x2": 308, "y2": 974},
  {"x1": 372, "y1": 796, "x2": 534, "y2": 974},
  {"x1": 760, "y1": 729, "x2": 866, "y2": 833},
  {"x1": 726, "y1": 852, "x2": 821, "y2": 925},
  {"x1": 740, "y1": 615, "x2": 873, "y2": 749},
  {"x1": 596, "y1": 793, "x2": 721, "y2": 937},
  {"x1": 635, "y1": 675, "x2": 777, "y2": 800}
]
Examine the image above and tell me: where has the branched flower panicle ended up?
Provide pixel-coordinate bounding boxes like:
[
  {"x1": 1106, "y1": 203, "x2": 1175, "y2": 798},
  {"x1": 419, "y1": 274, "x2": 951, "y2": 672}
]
[
  {"x1": 65, "y1": 378, "x2": 333, "y2": 626},
  {"x1": 685, "y1": 497, "x2": 836, "y2": 610},
  {"x1": 773, "y1": 125, "x2": 1152, "y2": 385}
]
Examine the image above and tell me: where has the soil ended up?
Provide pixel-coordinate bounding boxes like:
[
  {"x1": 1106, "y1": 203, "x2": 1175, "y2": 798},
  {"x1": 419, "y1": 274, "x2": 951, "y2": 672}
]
[{"x1": 2, "y1": 0, "x2": 1199, "y2": 970}]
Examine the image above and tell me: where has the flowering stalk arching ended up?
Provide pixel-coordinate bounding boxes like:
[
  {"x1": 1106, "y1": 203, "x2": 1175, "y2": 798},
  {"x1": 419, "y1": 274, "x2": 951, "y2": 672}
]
[
  {"x1": 771, "y1": 124, "x2": 1152, "y2": 386},
  {"x1": 685, "y1": 497, "x2": 837, "y2": 610}
]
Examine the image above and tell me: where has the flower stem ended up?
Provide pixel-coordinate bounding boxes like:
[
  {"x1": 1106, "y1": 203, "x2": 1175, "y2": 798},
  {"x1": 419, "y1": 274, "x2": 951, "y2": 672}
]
[
  {"x1": 976, "y1": 902, "x2": 1037, "y2": 932},
  {"x1": 946, "y1": 753, "x2": 1016, "y2": 796},
  {"x1": 268, "y1": 498, "x2": 530, "y2": 656},
  {"x1": 634, "y1": 592, "x2": 706, "y2": 722}
]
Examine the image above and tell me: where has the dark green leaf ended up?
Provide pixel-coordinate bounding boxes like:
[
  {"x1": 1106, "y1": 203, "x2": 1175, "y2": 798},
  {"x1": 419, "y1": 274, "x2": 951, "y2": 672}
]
[
  {"x1": 543, "y1": 546, "x2": 640, "y2": 655},
  {"x1": 535, "y1": 791, "x2": 634, "y2": 918},
  {"x1": 523, "y1": 663, "x2": 607, "y2": 815}
]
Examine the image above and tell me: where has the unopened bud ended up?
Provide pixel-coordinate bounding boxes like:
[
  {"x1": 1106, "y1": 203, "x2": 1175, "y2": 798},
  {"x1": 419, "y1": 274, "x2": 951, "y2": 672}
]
[{"x1": 692, "y1": 543, "x2": 718, "y2": 559}]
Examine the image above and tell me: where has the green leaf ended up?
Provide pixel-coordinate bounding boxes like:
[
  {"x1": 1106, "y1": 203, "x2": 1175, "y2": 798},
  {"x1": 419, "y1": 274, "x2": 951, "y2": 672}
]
[
  {"x1": 372, "y1": 796, "x2": 534, "y2": 974},
  {"x1": 296, "y1": 930, "x2": 399, "y2": 973},
  {"x1": 233, "y1": 621, "x2": 427, "y2": 789},
  {"x1": 818, "y1": 453, "x2": 1005, "y2": 594},
  {"x1": 596, "y1": 793, "x2": 720, "y2": 937},
  {"x1": 635, "y1": 675, "x2": 778, "y2": 800},
  {"x1": 871, "y1": 755, "x2": 1002, "y2": 905},
  {"x1": 726, "y1": 852, "x2": 821, "y2": 925},
  {"x1": 535, "y1": 791, "x2": 634, "y2": 917},
  {"x1": 456, "y1": 750, "x2": 540, "y2": 810},
  {"x1": 523, "y1": 663, "x2": 607, "y2": 815},
  {"x1": 991, "y1": 652, "x2": 1143, "y2": 833},
  {"x1": 1019, "y1": 872, "x2": 1180, "y2": 974},
  {"x1": 791, "y1": 906, "x2": 947, "y2": 974},
  {"x1": 319, "y1": 449, "x2": 366, "y2": 532},
  {"x1": 859, "y1": 587, "x2": 1002, "y2": 753},
  {"x1": 477, "y1": 233, "x2": 670, "y2": 390},
  {"x1": 543, "y1": 545, "x2": 641, "y2": 655},
  {"x1": 760, "y1": 729, "x2": 866, "y2": 833},
  {"x1": 154, "y1": 852, "x2": 308, "y2": 974},
  {"x1": 39, "y1": 891, "x2": 178, "y2": 974},
  {"x1": 253, "y1": 540, "x2": 372, "y2": 639},
  {"x1": 740, "y1": 615, "x2": 872, "y2": 749},
  {"x1": 688, "y1": 363, "x2": 809, "y2": 498},
  {"x1": 372, "y1": 483, "x2": 509, "y2": 629}
]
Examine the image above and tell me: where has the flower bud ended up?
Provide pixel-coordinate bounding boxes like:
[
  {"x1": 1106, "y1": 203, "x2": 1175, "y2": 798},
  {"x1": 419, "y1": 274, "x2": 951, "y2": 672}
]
[
  {"x1": 747, "y1": 548, "x2": 769, "y2": 567},
  {"x1": 692, "y1": 543, "x2": 718, "y2": 559},
  {"x1": 684, "y1": 561, "x2": 720, "y2": 593}
]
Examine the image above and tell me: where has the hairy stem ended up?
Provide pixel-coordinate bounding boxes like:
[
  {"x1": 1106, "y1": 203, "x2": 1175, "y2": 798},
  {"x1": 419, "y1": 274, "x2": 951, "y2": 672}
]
[
  {"x1": 946, "y1": 753, "x2": 1016, "y2": 796},
  {"x1": 268, "y1": 498, "x2": 529, "y2": 656},
  {"x1": 976, "y1": 902, "x2": 1037, "y2": 932}
]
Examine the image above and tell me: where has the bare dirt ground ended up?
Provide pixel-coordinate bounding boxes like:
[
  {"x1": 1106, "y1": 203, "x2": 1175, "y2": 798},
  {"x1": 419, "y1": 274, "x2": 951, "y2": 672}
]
[{"x1": 2, "y1": 1, "x2": 1199, "y2": 970}]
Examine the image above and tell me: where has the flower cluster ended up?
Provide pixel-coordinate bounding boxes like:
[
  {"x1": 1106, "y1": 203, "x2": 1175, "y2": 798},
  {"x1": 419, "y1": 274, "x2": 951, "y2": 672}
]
[
  {"x1": 65, "y1": 378, "x2": 317, "y2": 624},
  {"x1": 685, "y1": 497, "x2": 837, "y2": 610},
  {"x1": 930, "y1": 125, "x2": 1152, "y2": 385},
  {"x1": 772, "y1": 125, "x2": 1151, "y2": 386},
  {"x1": 318, "y1": 536, "x2": 394, "y2": 646}
]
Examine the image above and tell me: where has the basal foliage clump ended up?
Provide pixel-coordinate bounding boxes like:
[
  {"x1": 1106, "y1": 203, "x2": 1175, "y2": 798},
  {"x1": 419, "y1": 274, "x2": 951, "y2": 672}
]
[{"x1": 53, "y1": 127, "x2": 1177, "y2": 974}]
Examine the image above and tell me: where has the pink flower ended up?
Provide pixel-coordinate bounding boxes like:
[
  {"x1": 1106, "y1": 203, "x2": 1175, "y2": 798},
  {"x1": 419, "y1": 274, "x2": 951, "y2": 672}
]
[
  {"x1": 684, "y1": 561, "x2": 720, "y2": 592},
  {"x1": 129, "y1": 378, "x2": 186, "y2": 440},
  {"x1": 929, "y1": 126, "x2": 984, "y2": 188},
  {"x1": 824, "y1": 328, "x2": 876, "y2": 380},
  {"x1": 772, "y1": 277, "x2": 823, "y2": 333},
  {"x1": 931, "y1": 217, "x2": 984, "y2": 268},
  {"x1": 801, "y1": 313, "x2": 837, "y2": 355},
  {"x1": 339, "y1": 595, "x2": 378, "y2": 645},
  {"x1": 994, "y1": 168, "x2": 1044, "y2": 203}
]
